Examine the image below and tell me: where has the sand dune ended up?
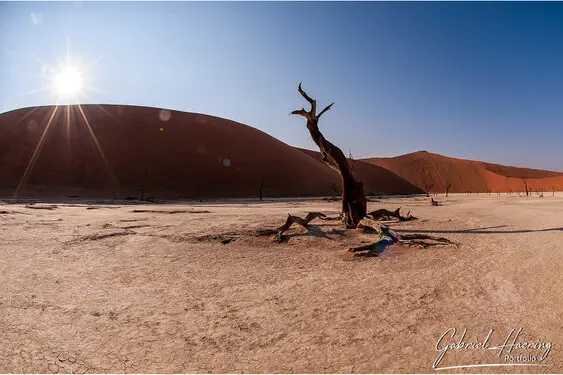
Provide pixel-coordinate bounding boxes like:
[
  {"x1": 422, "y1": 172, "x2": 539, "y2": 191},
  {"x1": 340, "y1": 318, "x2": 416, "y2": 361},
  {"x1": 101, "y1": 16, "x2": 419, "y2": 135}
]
[
  {"x1": 364, "y1": 151, "x2": 563, "y2": 194},
  {"x1": 1, "y1": 105, "x2": 561, "y2": 199},
  {"x1": 0, "y1": 105, "x2": 342, "y2": 199},
  {"x1": 297, "y1": 148, "x2": 422, "y2": 195}
]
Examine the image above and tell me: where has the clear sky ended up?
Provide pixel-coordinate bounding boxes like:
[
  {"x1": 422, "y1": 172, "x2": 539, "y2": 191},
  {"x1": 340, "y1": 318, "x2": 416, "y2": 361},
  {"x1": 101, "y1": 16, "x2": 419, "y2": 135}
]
[{"x1": 1, "y1": 1, "x2": 562, "y2": 171}]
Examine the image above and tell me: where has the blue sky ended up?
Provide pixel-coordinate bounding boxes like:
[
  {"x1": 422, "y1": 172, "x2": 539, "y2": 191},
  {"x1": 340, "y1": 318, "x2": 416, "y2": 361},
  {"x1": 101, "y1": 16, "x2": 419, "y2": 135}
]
[{"x1": 1, "y1": 1, "x2": 562, "y2": 171}]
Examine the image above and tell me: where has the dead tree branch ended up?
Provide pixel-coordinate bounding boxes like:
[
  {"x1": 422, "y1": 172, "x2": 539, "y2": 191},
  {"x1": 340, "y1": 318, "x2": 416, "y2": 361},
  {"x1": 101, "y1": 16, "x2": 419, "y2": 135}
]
[
  {"x1": 350, "y1": 220, "x2": 458, "y2": 256},
  {"x1": 366, "y1": 207, "x2": 417, "y2": 221},
  {"x1": 274, "y1": 212, "x2": 327, "y2": 243},
  {"x1": 291, "y1": 83, "x2": 366, "y2": 228}
]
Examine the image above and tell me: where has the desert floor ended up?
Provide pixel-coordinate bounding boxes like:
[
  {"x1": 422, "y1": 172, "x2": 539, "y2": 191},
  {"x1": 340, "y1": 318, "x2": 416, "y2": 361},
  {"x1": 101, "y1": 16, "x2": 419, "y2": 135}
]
[{"x1": 1, "y1": 194, "x2": 562, "y2": 373}]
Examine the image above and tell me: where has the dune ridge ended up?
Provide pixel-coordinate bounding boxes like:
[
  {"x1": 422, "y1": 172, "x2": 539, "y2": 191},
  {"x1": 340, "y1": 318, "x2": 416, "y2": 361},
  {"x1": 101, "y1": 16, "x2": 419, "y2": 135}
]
[
  {"x1": 1, "y1": 105, "x2": 561, "y2": 199},
  {"x1": 363, "y1": 150, "x2": 563, "y2": 194}
]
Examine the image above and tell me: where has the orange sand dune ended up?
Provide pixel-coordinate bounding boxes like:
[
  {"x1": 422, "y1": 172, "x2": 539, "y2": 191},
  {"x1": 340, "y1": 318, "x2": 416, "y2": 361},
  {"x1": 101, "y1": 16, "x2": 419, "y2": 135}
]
[
  {"x1": 363, "y1": 151, "x2": 563, "y2": 194},
  {"x1": 296, "y1": 148, "x2": 423, "y2": 195},
  {"x1": 2, "y1": 105, "x2": 561, "y2": 199},
  {"x1": 0, "y1": 105, "x2": 344, "y2": 199}
]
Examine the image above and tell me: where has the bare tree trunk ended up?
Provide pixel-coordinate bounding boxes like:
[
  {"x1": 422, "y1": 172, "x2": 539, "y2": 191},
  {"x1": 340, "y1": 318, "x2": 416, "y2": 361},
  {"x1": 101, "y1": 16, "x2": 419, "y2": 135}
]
[
  {"x1": 259, "y1": 180, "x2": 264, "y2": 201},
  {"x1": 522, "y1": 178, "x2": 529, "y2": 196},
  {"x1": 424, "y1": 182, "x2": 433, "y2": 197},
  {"x1": 445, "y1": 184, "x2": 451, "y2": 197},
  {"x1": 291, "y1": 84, "x2": 366, "y2": 228}
]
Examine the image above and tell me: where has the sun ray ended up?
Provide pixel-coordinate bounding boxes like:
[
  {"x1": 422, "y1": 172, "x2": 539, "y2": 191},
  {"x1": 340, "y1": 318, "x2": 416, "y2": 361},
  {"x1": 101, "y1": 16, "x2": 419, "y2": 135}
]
[
  {"x1": 82, "y1": 85, "x2": 110, "y2": 94},
  {"x1": 76, "y1": 105, "x2": 119, "y2": 189},
  {"x1": 30, "y1": 53, "x2": 52, "y2": 72},
  {"x1": 0, "y1": 107, "x2": 40, "y2": 150},
  {"x1": 11, "y1": 107, "x2": 39, "y2": 128},
  {"x1": 95, "y1": 104, "x2": 122, "y2": 124},
  {"x1": 65, "y1": 105, "x2": 72, "y2": 148},
  {"x1": 18, "y1": 86, "x2": 52, "y2": 97},
  {"x1": 83, "y1": 55, "x2": 104, "y2": 73},
  {"x1": 15, "y1": 106, "x2": 59, "y2": 197}
]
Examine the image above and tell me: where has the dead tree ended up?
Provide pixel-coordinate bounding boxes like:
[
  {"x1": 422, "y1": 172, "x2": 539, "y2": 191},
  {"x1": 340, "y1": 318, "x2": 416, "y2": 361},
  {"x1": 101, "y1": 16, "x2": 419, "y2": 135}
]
[
  {"x1": 424, "y1": 182, "x2": 434, "y2": 197},
  {"x1": 291, "y1": 83, "x2": 366, "y2": 228},
  {"x1": 348, "y1": 149, "x2": 357, "y2": 173},
  {"x1": 259, "y1": 180, "x2": 265, "y2": 201},
  {"x1": 553, "y1": 186, "x2": 556, "y2": 196},
  {"x1": 522, "y1": 178, "x2": 529, "y2": 196},
  {"x1": 260, "y1": 84, "x2": 457, "y2": 252},
  {"x1": 445, "y1": 183, "x2": 451, "y2": 197}
]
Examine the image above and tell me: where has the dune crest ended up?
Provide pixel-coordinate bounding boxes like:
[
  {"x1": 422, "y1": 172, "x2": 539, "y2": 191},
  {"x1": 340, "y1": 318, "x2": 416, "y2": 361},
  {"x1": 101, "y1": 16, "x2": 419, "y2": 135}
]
[{"x1": 363, "y1": 150, "x2": 563, "y2": 194}]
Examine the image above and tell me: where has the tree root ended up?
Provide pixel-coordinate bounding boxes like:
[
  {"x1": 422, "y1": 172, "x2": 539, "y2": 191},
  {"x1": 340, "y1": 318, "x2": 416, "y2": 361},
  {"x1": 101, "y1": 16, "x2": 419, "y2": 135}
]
[
  {"x1": 366, "y1": 207, "x2": 417, "y2": 222},
  {"x1": 349, "y1": 218, "x2": 459, "y2": 256},
  {"x1": 265, "y1": 211, "x2": 457, "y2": 256},
  {"x1": 274, "y1": 212, "x2": 327, "y2": 242}
]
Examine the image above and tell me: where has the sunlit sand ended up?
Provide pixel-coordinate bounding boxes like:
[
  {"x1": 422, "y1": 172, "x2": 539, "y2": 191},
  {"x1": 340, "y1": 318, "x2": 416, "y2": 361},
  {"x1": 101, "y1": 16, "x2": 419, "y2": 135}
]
[{"x1": 1, "y1": 194, "x2": 561, "y2": 373}]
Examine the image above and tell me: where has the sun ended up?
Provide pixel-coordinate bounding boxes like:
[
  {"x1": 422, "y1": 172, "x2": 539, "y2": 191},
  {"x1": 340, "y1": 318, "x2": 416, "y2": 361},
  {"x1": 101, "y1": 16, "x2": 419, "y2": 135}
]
[
  {"x1": 53, "y1": 65, "x2": 84, "y2": 97},
  {"x1": 18, "y1": 40, "x2": 106, "y2": 105}
]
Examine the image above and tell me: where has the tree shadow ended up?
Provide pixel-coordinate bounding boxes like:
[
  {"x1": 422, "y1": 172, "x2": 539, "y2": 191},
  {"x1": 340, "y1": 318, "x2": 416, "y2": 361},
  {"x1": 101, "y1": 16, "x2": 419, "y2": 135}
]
[
  {"x1": 286, "y1": 225, "x2": 332, "y2": 240},
  {"x1": 395, "y1": 225, "x2": 562, "y2": 235}
]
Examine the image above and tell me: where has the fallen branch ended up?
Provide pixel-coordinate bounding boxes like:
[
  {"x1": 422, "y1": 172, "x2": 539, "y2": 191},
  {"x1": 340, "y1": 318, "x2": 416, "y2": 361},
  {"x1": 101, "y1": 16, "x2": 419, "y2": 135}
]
[
  {"x1": 131, "y1": 209, "x2": 210, "y2": 214},
  {"x1": 431, "y1": 198, "x2": 442, "y2": 206},
  {"x1": 275, "y1": 212, "x2": 326, "y2": 242},
  {"x1": 25, "y1": 204, "x2": 58, "y2": 210}
]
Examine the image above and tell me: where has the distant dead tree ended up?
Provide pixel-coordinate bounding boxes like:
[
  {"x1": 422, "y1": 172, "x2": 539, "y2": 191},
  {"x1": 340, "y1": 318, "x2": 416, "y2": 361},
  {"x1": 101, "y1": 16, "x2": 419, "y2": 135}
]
[
  {"x1": 348, "y1": 149, "x2": 358, "y2": 173},
  {"x1": 553, "y1": 185, "x2": 557, "y2": 196},
  {"x1": 290, "y1": 84, "x2": 366, "y2": 228},
  {"x1": 424, "y1": 182, "x2": 434, "y2": 197},
  {"x1": 445, "y1": 183, "x2": 452, "y2": 197},
  {"x1": 330, "y1": 183, "x2": 340, "y2": 200},
  {"x1": 259, "y1": 179, "x2": 265, "y2": 201},
  {"x1": 521, "y1": 178, "x2": 529, "y2": 196}
]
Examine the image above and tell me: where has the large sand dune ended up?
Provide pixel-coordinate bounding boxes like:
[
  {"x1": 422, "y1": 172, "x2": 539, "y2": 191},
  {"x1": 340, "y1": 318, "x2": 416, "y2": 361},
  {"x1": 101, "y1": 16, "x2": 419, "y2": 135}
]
[
  {"x1": 0, "y1": 105, "x2": 342, "y2": 199},
  {"x1": 1, "y1": 105, "x2": 561, "y2": 199},
  {"x1": 364, "y1": 151, "x2": 563, "y2": 194}
]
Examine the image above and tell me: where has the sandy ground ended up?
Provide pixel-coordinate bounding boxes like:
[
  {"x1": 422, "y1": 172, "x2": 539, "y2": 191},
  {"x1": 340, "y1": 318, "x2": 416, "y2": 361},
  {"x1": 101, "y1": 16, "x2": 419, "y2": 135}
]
[{"x1": 0, "y1": 194, "x2": 561, "y2": 373}]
